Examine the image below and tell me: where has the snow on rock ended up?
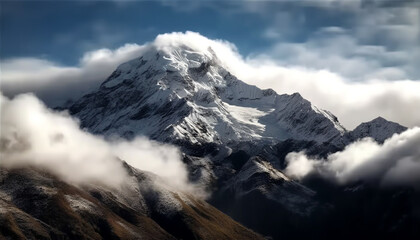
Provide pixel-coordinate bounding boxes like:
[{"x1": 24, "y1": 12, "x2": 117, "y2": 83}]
[
  {"x1": 232, "y1": 157, "x2": 291, "y2": 186},
  {"x1": 152, "y1": 190, "x2": 183, "y2": 217},
  {"x1": 125, "y1": 166, "x2": 185, "y2": 217},
  {"x1": 64, "y1": 195, "x2": 98, "y2": 214}
]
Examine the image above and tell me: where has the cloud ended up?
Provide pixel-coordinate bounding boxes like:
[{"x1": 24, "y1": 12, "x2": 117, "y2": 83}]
[
  {"x1": 110, "y1": 138, "x2": 191, "y2": 194},
  {"x1": 1, "y1": 43, "x2": 149, "y2": 106},
  {"x1": 260, "y1": 6, "x2": 420, "y2": 80},
  {"x1": 245, "y1": 0, "x2": 420, "y2": 83},
  {"x1": 265, "y1": 35, "x2": 409, "y2": 80},
  {"x1": 284, "y1": 127, "x2": 420, "y2": 188},
  {"x1": 220, "y1": 1, "x2": 420, "y2": 129},
  {"x1": 0, "y1": 92, "x2": 200, "y2": 196},
  {"x1": 241, "y1": 1, "x2": 420, "y2": 130},
  {"x1": 234, "y1": 61, "x2": 420, "y2": 129},
  {"x1": 1, "y1": 31, "x2": 420, "y2": 129}
]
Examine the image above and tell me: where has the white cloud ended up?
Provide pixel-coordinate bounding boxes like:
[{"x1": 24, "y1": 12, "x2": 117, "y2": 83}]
[
  {"x1": 0, "y1": 43, "x2": 149, "y2": 106},
  {"x1": 1, "y1": 31, "x2": 419, "y2": 129},
  {"x1": 110, "y1": 138, "x2": 192, "y2": 194},
  {"x1": 284, "y1": 127, "x2": 420, "y2": 188},
  {"x1": 0, "y1": 92, "x2": 201, "y2": 196}
]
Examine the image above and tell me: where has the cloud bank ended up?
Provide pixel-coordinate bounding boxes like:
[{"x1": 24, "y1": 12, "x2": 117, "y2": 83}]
[
  {"x1": 1, "y1": 31, "x2": 420, "y2": 129},
  {"x1": 284, "y1": 127, "x2": 420, "y2": 188},
  {"x1": 0, "y1": 92, "x2": 198, "y2": 195},
  {"x1": 0, "y1": 44, "x2": 148, "y2": 106}
]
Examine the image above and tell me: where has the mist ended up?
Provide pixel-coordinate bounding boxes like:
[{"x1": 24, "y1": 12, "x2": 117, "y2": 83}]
[
  {"x1": 0, "y1": 92, "x2": 200, "y2": 195},
  {"x1": 284, "y1": 128, "x2": 420, "y2": 188}
]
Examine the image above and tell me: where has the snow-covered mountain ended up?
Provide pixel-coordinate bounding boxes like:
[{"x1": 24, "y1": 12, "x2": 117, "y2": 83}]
[
  {"x1": 63, "y1": 41, "x2": 413, "y2": 240},
  {"x1": 69, "y1": 44, "x2": 346, "y2": 149},
  {"x1": 2, "y1": 39, "x2": 414, "y2": 240}
]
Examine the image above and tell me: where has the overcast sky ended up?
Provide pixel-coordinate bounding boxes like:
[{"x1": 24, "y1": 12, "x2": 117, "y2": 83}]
[{"x1": 1, "y1": 0, "x2": 419, "y2": 129}]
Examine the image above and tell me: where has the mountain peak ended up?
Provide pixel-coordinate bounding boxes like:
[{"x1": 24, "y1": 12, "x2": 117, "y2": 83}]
[
  {"x1": 370, "y1": 116, "x2": 387, "y2": 123},
  {"x1": 99, "y1": 43, "x2": 221, "y2": 91},
  {"x1": 348, "y1": 116, "x2": 407, "y2": 143},
  {"x1": 360, "y1": 116, "x2": 406, "y2": 130},
  {"x1": 290, "y1": 92, "x2": 303, "y2": 99}
]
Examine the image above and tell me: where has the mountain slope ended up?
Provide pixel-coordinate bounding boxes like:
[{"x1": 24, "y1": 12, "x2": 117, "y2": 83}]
[
  {"x1": 218, "y1": 156, "x2": 317, "y2": 216},
  {"x1": 210, "y1": 156, "x2": 323, "y2": 239},
  {"x1": 0, "y1": 165, "x2": 263, "y2": 240}
]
